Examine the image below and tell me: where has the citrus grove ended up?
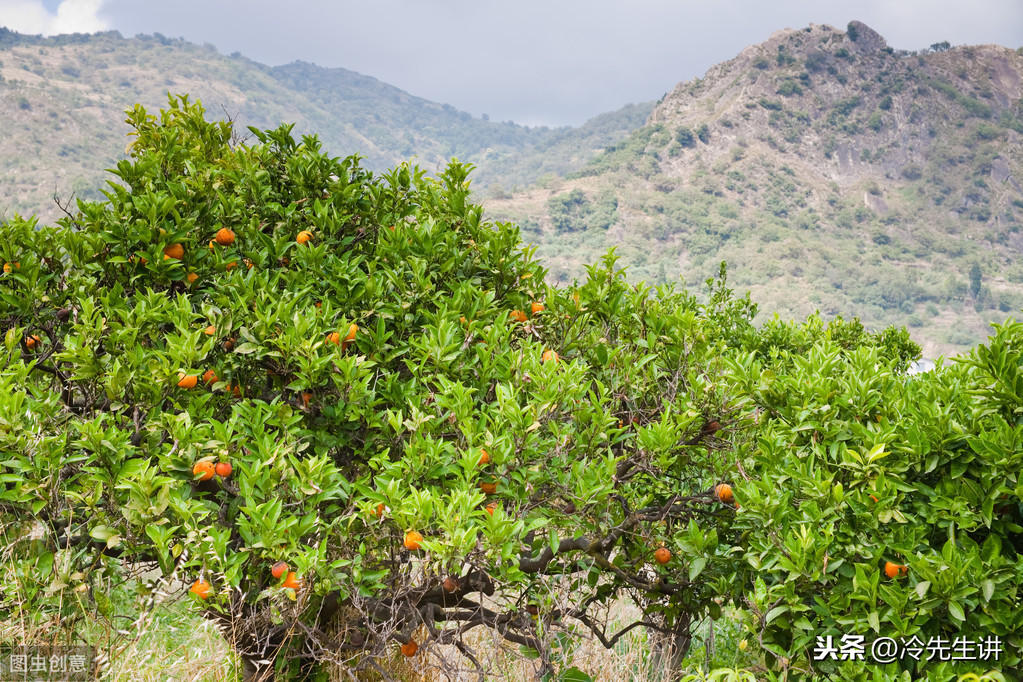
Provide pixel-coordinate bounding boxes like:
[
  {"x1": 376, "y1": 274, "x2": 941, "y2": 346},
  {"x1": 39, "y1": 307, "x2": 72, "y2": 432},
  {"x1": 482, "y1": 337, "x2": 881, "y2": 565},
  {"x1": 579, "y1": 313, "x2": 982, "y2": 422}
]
[{"x1": 1, "y1": 96, "x2": 1019, "y2": 680}]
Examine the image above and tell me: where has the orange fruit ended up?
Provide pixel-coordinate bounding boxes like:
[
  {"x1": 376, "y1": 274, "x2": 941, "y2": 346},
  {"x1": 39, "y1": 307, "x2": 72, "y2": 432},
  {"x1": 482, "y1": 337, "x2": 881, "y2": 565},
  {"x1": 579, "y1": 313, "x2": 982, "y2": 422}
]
[
  {"x1": 530, "y1": 301, "x2": 545, "y2": 315},
  {"x1": 177, "y1": 374, "x2": 199, "y2": 389},
  {"x1": 654, "y1": 547, "x2": 672, "y2": 565},
  {"x1": 215, "y1": 228, "x2": 235, "y2": 246},
  {"x1": 192, "y1": 461, "x2": 215, "y2": 481},
  {"x1": 2, "y1": 262, "x2": 19, "y2": 273},
  {"x1": 225, "y1": 261, "x2": 238, "y2": 270},
  {"x1": 186, "y1": 272, "x2": 199, "y2": 285},
  {"x1": 163, "y1": 243, "x2": 184, "y2": 260},
  {"x1": 480, "y1": 481, "x2": 497, "y2": 495},
  {"x1": 25, "y1": 335, "x2": 41, "y2": 350},
  {"x1": 477, "y1": 449, "x2": 490, "y2": 466},
  {"x1": 542, "y1": 349, "x2": 559, "y2": 364},
  {"x1": 296, "y1": 230, "x2": 313, "y2": 244},
  {"x1": 401, "y1": 640, "x2": 418, "y2": 657},
  {"x1": 344, "y1": 324, "x2": 358, "y2": 343},
  {"x1": 282, "y1": 572, "x2": 302, "y2": 590},
  {"x1": 884, "y1": 561, "x2": 908, "y2": 579},
  {"x1": 485, "y1": 502, "x2": 498, "y2": 516},
  {"x1": 189, "y1": 579, "x2": 211, "y2": 599},
  {"x1": 404, "y1": 530, "x2": 424, "y2": 551},
  {"x1": 204, "y1": 325, "x2": 216, "y2": 336},
  {"x1": 315, "y1": 301, "x2": 322, "y2": 310},
  {"x1": 371, "y1": 503, "x2": 386, "y2": 518},
  {"x1": 509, "y1": 309, "x2": 528, "y2": 323},
  {"x1": 215, "y1": 462, "x2": 232, "y2": 478},
  {"x1": 443, "y1": 576, "x2": 460, "y2": 593},
  {"x1": 715, "y1": 484, "x2": 734, "y2": 504},
  {"x1": 271, "y1": 561, "x2": 289, "y2": 580},
  {"x1": 301, "y1": 392, "x2": 313, "y2": 408},
  {"x1": 202, "y1": 369, "x2": 218, "y2": 385},
  {"x1": 459, "y1": 316, "x2": 468, "y2": 325},
  {"x1": 326, "y1": 331, "x2": 341, "y2": 346}
]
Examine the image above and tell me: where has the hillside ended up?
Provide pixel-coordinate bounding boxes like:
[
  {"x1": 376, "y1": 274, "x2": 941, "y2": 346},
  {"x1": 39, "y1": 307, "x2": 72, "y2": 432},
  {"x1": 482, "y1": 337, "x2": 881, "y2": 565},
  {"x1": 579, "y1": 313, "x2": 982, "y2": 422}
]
[
  {"x1": 485, "y1": 22, "x2": 1023, "y2": 357},
  {"x1": 0, "y1": 28, "x2": 651, "y2": 224}
]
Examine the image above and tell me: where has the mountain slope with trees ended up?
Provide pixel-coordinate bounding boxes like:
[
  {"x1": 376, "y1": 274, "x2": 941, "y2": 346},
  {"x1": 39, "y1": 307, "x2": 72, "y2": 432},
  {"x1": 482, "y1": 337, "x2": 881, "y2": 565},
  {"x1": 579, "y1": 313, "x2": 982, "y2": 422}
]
[
  {"x1": 485, "y1": 22, "x2": 1023, "y2": 357},
  {"x1": 0, "y1": 27, "x2": 650, "y2": 224}
]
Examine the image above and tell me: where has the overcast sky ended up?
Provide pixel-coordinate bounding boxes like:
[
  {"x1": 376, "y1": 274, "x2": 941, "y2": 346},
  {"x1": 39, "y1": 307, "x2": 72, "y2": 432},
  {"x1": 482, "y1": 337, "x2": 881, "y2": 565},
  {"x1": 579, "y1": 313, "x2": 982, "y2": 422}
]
[{"x1": 2, "y1": 0, "x2": 1022, "y2": 127}]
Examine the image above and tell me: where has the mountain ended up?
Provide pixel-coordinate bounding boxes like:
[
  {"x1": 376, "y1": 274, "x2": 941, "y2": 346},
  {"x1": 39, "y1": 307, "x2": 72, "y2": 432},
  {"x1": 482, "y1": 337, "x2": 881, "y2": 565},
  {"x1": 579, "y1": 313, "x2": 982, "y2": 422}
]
[
  {"x1": 0, "y1": 27, "x2": 651, "y2": 224},
  {"x1": 484, "y1": 22, "x2": 1023, "y2": 357}
]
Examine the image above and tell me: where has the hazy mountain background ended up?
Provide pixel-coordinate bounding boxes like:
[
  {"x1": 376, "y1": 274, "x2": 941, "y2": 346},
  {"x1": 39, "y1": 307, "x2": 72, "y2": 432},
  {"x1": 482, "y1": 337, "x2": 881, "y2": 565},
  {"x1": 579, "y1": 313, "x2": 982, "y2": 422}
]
[{"x1": 1, "y1": 23, "x2": 1021, "y2": 357}]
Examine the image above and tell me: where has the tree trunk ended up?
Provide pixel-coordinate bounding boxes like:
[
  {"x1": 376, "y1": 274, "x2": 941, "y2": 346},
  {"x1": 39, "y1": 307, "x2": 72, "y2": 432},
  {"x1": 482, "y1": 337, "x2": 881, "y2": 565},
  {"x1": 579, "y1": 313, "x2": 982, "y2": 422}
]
[{"x1": 647, "y1": 616, "x2": 693, "y2": 682}]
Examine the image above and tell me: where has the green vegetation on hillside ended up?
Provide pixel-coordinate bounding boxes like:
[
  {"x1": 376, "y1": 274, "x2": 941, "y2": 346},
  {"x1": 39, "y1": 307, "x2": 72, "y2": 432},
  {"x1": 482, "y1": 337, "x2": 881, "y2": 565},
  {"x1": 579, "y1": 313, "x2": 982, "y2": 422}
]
[{"x1": 486, "y1": 23, "x2": 1023, "y2": 358}]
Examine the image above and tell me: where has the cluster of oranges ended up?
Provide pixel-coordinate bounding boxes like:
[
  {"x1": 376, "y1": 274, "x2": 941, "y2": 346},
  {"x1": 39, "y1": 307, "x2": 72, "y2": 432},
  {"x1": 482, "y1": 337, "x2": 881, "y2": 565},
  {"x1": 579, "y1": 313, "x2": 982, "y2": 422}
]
[
  {"x1": 192, "y1": 460, "x2": 232, "y2": 481},
  {"x1": 191, "y1": 560, "x2": 303, "y2": 602},
  {"x1": 509, "y1": 300, "x2": 545, "y2": 324},
  {"x1": 326, "y1": 323, "x2": 358, "y2": 351}
]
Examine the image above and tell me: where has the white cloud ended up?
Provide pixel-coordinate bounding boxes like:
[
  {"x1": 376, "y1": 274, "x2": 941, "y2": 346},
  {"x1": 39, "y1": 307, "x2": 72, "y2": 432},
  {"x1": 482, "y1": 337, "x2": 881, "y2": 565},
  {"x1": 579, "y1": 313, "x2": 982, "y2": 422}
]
[{"x1": 0, "y1": 0, "x2": 109, "y2": 35}]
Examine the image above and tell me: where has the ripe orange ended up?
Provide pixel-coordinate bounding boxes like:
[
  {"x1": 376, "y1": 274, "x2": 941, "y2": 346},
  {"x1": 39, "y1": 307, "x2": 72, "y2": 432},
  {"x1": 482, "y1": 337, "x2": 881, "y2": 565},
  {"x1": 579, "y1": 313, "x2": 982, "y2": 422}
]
[
  {"x1": 542, "y1": 349, "x2": 559, "y2": 364},
  {"x1": 204, "y1": 325, "x2": 216, "y2": 336},
  {"x1": 326, "y1": 331, "x2": 341, "y2": 346},
  {"x1": 215, "y1": 462, "x2": 232, "y2": 478},
  {"x1": 344, "y1": 324, "x2": 358, "y2": 343},
  {"x1": 224, "y1": 261, "x2": 238, "y2": 270},
  {"x1": 480, "y1": 481, "x2": 497, "y2": 495},
  {"x1": 485, "y1": 502, "x2": 498, "y2": 516},
  {"x1": 282, "y1": 571, "x2": 302, "y2": 590},
  {"x1": 202, "y1": 369, "x2": 218, "y2": 386},
  {"x1": 654, "y1": 547, "x2": 672, "y2": 565},
  {"x1": 215, "y1": 228, "x2": 235, "y2": 246},
  {"x1": 177, "y1": 374, "x2": 199, "y2": 389},
  {"x1": 371, "y1": 503, "x2": 386, "y2": 518},
  {"x1": 271, "y1": 561, "x2": 289, "y2": 580},
  {"x1": 189, "y1": 579, "x2": 211, "y2": 600},
  {"x1": 884, "y1": 561, "x2": 908, "y2": 578},
  {"x1": 509, "y1": 309, "x2": 528, "y2": 323},
  {"x1": 443, "y1": 576, "x2": 460, "y2": 592},
  {"x1": 296, "y1": 230, "x2": 313, "y2": 244},
  {"x1": 401, "y1": 640, "x2": 418, "y2": 657},
  {"x1": 186, "y1": 272, "x2": 199, "y2": 285},
  {"x1": 163, "y1": 243, "x2": 184, "y2": 260},
  {"x1": 25, "y1": 335, "x2": 41, "y2": 350},
  {"x1": 715, "y1": 484, "x2": 734, "y2": 504},
  {"x1": 530, "y1": 301, "x2": 545, "y2": 315},
  {"x1": 192, "y1": 461, "x2": 215, "y2": 481},
  {"x1": 478, "y1": 449, "x2": 490, "y2": 466},
  {"x1": 404, "y1": 530, "x2": 424, "y2": 551},
  {"x1": 301, "y1": 392, "x2": 313, "y2": 408},
  {"x1": 2, "y1": 262, "x2": 19, "y2": 273}
]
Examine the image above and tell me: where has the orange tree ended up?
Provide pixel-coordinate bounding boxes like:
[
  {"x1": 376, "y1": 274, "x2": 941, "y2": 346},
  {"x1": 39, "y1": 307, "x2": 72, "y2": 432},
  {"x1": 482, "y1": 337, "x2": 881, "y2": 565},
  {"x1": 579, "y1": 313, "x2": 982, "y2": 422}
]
[
  {"x1": 725, "y1": 315, "x2": 1022, "y2": 678},
  {"x1": 2, "y1": 96, "x2": 760, "y2": 680}
]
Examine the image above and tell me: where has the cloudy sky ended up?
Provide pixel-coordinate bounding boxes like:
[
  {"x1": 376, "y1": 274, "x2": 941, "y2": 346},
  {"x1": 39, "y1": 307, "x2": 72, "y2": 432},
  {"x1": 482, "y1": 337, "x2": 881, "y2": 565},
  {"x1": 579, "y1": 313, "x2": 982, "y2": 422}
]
[{"x1": 3, "y1": 0, "x2": 1022, "y2": 126}]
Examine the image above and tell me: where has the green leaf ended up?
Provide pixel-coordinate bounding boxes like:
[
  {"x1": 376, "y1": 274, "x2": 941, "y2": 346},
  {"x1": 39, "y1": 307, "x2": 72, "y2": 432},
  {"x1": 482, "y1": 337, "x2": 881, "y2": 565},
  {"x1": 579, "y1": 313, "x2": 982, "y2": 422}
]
[
  {"x1": 688, "y1": 556, "x2": 707, "y2": 582},
  {"x1": 947, "y1": 600, "x2": 965, "y2": 622},
  {"x1": 765, "y1": 605, "x2": 789, "y2": 625},
  {"x1": 981, "y1": 579, "x2": 995, "y2": 603}
]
